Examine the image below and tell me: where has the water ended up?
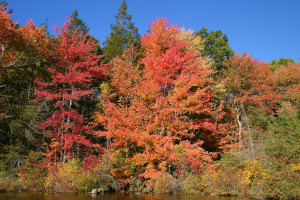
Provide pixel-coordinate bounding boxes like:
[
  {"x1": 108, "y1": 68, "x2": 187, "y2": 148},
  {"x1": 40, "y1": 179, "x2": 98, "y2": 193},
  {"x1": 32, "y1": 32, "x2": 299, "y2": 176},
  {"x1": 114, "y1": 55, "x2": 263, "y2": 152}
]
[{"x1": 0, "y1": 192, "x2": 240, "y2": 200}]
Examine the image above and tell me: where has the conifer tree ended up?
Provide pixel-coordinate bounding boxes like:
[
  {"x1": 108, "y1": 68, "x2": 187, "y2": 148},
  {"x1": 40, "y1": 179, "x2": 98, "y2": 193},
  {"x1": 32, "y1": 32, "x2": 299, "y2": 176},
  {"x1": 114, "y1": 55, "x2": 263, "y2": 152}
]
[
  {"x1": 69, "y1": 10, "x2": 102, "y2": 55},
  {"x1": 69, "y1": 9, "x2": 89, "y2": 35},
  {"x1": 102, "y1": 0, "x2": 140, "y2": 63}
]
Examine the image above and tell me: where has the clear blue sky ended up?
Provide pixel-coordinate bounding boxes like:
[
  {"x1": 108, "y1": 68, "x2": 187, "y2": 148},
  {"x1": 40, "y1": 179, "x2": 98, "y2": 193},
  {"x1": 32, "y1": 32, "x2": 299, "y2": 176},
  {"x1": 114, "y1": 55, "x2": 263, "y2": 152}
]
[{"x1": 7, "y1": 0, "x2": 300, "y2": 62}]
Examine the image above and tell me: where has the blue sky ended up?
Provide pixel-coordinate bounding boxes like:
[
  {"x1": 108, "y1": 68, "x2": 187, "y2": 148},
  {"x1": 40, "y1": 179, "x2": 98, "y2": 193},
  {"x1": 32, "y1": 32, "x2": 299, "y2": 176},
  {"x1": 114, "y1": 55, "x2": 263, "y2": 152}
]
[{"x1": 7, "y1": 0, "x2": 300, "y2": 62}]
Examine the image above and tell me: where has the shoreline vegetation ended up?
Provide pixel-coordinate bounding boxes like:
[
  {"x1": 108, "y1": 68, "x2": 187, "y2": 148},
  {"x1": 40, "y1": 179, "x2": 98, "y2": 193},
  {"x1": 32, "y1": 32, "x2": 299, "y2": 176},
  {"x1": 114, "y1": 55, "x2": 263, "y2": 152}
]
[{"x1": 0, "y1": 1, "x2": 299, "y2": 200}]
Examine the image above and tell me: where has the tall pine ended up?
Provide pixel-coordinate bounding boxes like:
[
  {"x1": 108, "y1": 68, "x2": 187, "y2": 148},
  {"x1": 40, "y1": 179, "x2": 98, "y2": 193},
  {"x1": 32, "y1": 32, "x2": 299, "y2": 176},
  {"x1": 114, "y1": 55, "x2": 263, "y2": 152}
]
[
  {"x1": 69, "y1": 9, "x2": 89, "y2": 35},
  {"x1": 102, "y1": 0, "x2": 140, "y2": 63},
  {"x1": 69, "y1": 10, "x2": 102, "y2": 55}
]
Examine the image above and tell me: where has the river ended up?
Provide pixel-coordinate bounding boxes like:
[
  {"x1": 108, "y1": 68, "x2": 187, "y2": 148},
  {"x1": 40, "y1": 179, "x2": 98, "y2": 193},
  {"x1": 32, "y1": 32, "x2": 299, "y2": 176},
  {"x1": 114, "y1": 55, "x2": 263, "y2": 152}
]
[{"x1": 0, "y1": 192, "x2": 243, "y2": 200}]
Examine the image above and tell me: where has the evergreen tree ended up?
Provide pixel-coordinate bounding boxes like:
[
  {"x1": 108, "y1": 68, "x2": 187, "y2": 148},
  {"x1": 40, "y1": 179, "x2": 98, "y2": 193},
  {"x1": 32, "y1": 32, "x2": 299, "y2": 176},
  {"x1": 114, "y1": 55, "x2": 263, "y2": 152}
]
[
  {"x1": 102, "y1": 0, "x2": 140, "y2": 63},
  {"x1": 69, "y1": 9, "x2": 102, "y2": 54},
  {"x1": 69, "y1": 9, "x2": 89, "y2": 35}
]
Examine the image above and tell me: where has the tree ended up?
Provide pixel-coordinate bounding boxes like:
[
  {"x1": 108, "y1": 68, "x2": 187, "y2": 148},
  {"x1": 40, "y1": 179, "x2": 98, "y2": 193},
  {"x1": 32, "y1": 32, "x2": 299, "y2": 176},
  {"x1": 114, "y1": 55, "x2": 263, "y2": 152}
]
[
  {"x1": 35, "y1": 20, "x2": 109, "y2": 163},
  {"x1": 69, "y1": 9, "x2": 89, "y2": 35},
  {"x1": 0, "y1": 4, "x2": 50, "y2": 175},
  {"x1": 95, "y1": 19, "x2": 233, "y2": 184},
  {"x1": 195, "y1": 27, "x2": 233, "y2": 73},
  {"x1": 0, "y1": 5, "x2": 49, "y2": 144},
  {"x1": 223, "y1": 52, "x2": 279, "y2": 112},
  {"x1": 102, "y1": 0, "x2": 140, "y2": 63},
  {"x1": 0, "y1": 1, "x2": 12, "y2": 14},
  {"x1": 269, "y1": 57, "x2": 295, "y2": 69},
  {"x1": 221, "y1": 52, "x2": 284, "y2": 160},
  {"x1": 273, "y1": 62, "x2": 300, "y2": 103},
  {"x1": 68, "y1": 10, "x2": 102, "y2": 55}
]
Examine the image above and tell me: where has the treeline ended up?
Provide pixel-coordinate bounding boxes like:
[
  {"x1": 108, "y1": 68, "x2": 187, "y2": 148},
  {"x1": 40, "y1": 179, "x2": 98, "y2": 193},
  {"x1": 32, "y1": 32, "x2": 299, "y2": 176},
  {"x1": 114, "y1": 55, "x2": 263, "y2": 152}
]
[{"x1": 0, "y1": 1, "x2": 299, "y2": 199}]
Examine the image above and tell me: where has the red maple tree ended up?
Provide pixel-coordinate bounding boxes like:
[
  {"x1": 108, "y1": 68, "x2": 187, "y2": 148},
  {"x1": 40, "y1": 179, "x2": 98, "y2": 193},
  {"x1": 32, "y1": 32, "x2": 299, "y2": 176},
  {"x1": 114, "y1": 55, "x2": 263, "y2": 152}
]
[
  {"x1": 35, "y1": 20, "x2": 109, "y2": 163},
  {"x1": 223, "y1": 52, "x2": 280, "y2": 113}
]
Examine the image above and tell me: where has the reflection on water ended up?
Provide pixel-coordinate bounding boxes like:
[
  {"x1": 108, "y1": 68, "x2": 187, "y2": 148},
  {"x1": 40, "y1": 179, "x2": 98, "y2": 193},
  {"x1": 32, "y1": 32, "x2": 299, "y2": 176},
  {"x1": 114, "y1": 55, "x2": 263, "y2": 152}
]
[{"x1": 0, "y1": 192, "x2": 242, "y2": 200}]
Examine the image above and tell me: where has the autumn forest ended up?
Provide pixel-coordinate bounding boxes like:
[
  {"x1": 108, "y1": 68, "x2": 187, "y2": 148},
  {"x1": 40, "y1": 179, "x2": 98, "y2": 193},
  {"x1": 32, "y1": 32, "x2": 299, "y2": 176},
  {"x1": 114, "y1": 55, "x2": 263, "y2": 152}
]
[{"x1": 0, "y1": 1, "x2": 299, "y2": 200}]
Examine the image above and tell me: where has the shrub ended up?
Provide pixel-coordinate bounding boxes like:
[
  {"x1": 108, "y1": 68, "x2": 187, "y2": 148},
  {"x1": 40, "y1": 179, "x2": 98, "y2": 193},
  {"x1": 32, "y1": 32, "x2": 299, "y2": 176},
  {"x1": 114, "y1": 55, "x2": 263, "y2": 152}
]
[
  {"x1": 207, "y1": 165, "x2": 241, "y2": 196},
  {"x1": 44, "y1": 156, "x2": 116, "y2": 193},
  {"x1": 17, "y1": 151, "x2": 46, "y2": 191},
  {"x1": 182, "y1": 174, "x2": 207, "y2": 194},
  {"x1": 0, "y1": 175, "x2": 21, "y2": 192},
  {"x1": 153, "y1": 173, "x2": 177, "y2": 194},
  {"x1": 45, "y1": 159, "x2": 81, "y2": 192}
]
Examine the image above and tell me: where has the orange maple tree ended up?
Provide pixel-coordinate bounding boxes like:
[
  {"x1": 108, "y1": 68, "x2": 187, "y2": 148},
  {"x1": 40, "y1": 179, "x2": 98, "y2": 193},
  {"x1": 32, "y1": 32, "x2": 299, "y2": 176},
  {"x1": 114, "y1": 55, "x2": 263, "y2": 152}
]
[
  {"x1": 273, "y1": 62, "x2": 300, "y2": 103},
  {"x1": 0, "y1": 5, "x2": 48, "y2": 70},
  {"x1": 95, "y1": 18, "x2": 233, "y2": 183},
  {"x1": 0, "y1": 5, "x2": 49, "y2": 119}
]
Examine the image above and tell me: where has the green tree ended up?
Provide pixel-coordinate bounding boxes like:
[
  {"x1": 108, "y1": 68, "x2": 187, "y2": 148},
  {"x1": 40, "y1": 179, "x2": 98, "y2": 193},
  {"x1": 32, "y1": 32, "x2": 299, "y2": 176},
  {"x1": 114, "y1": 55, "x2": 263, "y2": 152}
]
[
  {"x1": 195, "y1": 27, "x2": 233, "y2": 73},
  {"x1": 69, "y1": 10, "x2": 102, "y2": 55},
  {"x1": 260, "y1": 103, "x2": 300, "y2": 200},
  {"x1": 102, "y1": 0, "x2": 140, "y2": 63},
  {"x1": 69, "y1": 9, "x2": 89, "y2": 35},
  {"x1": 269, "y1": 57, "x2": 295, "y2": 69},
  {"x1": 264, "y1": 103, "x2": 299, "y2": 164}
]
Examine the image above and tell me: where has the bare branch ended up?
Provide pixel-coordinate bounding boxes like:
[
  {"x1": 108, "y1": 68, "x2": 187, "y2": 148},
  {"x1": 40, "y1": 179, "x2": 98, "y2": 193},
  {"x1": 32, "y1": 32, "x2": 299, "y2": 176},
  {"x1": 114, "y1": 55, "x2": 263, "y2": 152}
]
[{"x1": 0, "y1": 42, "x2": 5, "y2": 65}]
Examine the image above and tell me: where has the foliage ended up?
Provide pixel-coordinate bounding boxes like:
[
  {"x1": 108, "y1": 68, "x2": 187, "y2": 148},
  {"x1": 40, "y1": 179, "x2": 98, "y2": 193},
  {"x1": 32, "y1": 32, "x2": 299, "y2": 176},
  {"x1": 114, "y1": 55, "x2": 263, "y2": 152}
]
[
  {"x1": 269, "y1": 57, "x2": 295, "y2": 69},
  {"x1": 259, "y1": 166, "x2": 300, "y2": 200},
  {"x1": 0, "y1": 5, "x2": 49, "y2": 147},
  {"x1": 45, "y1": 156, "x2": 115, "y2": 192},
  {"x1": 0, "y1": 141, "x2": 27, "y2": 175},
  {"x1": 102, "y1": 0, "x2": 140, "y2": 63},
  {"x1": 0, "y1": 3, "x2": 299, "y2": 199},
  {"x1": 195, "y1": 27, "x2": 233, "y2": 72},
  {"x1": 35, "y1": 19, "x2": 109, "y2": 163},
  {"x1": 153, "y1": 173, "x2": 177, "y2": 194},
  {"x1": 69, "y1": 10, "x2": 102, "y2": 55},
  {"x1": 241, "y1": 160, "x2": 268, "y2": 187},
  {"x1": 273, "y1": 62, "x2": 300, "y2": 102},
  {"x1": 17, "y1": 151, "x2": 46, "y2": 191},
  {"x1": 223, "y1": 52, "x2": 279, "y2": 112},
  {"x1": 45, "y1": 158, "x2": 82, "y2": 192},
  {"x1": 182, "y1": 174, "x2": 207, "y2": 194},
  {"x1": 207, "y1": 165, "x2": 241, "y2": 196},
  {"x1": 264, "y1": 103, "x2": 300, "y2": 164},
  {"x1": 95, "y1": 18, "x2": 234, "y2": 186},
  {"x1": 69, "y1": 10, "x2": 89, "y2": 35}
]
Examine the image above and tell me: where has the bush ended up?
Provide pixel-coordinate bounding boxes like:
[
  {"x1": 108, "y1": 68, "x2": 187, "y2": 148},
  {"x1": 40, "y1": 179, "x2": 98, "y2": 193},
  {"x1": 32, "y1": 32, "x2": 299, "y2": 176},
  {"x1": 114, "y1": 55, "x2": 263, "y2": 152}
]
[
  {"x1": 45, "y1": 159, "x2": 82, "y2": 192},
  {"x1": 45, "y1": 156, "x2": 116, "y2": 193},
  {"x1": 17, "y1": 151, "x2": 46, "y2": 191},
  {"x1": 182, "y1": 174, "x2": 207, "y2": 194},
  {"x1": 0, "y1": 175, "x2": 21, "y2": 192},
  {"x1": 207, "y1": 165, "x2": 241, "y2": 196},
  {"x1": 153, "y1": 173, "x2": 177, "y2": 194}
]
